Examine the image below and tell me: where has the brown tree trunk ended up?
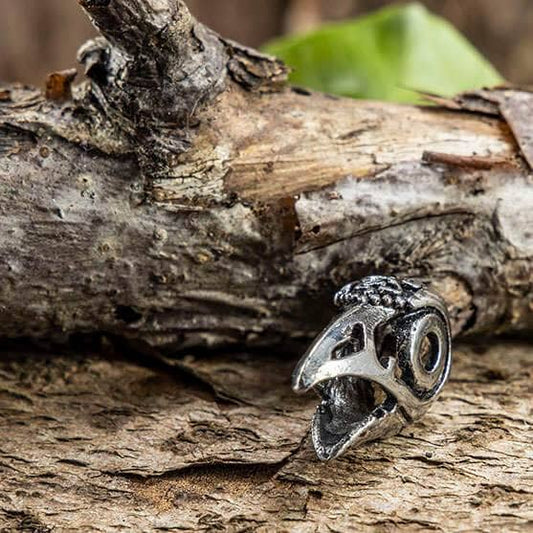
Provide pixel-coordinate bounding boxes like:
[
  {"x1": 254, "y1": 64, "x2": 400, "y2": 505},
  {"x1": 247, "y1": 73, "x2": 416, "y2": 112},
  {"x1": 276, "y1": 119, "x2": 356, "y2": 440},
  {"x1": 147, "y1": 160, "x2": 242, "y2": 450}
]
[{"x1": 0, "y1": 1, "x2": 531, "y2": 530}]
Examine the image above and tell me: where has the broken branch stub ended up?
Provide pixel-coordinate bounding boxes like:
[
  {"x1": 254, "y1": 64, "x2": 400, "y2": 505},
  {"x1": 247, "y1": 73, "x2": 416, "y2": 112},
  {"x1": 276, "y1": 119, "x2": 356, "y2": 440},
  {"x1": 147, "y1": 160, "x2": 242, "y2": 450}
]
[
  {"x1": 77, "y1": 0, "x2": 287, "y2": 175},
  {"x1": 78, "y1": 0, "x2": 227, "y2": 173}
]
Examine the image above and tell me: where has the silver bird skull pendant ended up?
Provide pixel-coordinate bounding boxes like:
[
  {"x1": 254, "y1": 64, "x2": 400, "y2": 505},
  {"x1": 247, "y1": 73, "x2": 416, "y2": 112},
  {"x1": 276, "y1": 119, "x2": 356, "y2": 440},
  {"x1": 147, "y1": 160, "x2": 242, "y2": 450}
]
[{"x1": 292, "y1": 276, "x2": 452, "y2": 460}]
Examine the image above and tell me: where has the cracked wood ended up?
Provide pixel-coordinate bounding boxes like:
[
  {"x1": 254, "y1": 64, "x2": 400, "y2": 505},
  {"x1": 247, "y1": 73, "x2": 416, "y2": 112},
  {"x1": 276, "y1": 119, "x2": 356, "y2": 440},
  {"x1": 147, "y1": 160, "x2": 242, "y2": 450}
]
[
  {"x1": 0, "y1": 0, "x2": 531, "y2": 349},
  {"x1": 0, "y1": 1, "x2": 531, "y2": 531},
  {"x1": 0, "y1": 341, "x2": 531, "y2": 531}
]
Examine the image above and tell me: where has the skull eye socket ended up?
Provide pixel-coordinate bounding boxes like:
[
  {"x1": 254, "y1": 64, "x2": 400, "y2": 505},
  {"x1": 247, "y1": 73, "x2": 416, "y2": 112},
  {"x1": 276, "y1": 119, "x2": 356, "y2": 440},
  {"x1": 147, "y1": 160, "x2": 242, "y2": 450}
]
[
  {"x1": 378, "y1": 332, "x2": 396, "y2": 369},
  {"x1": 333, "y1": 323, "x2": 365, "y2": 359},
  {"x1": 419, "y1": 332, "x2": 440, "y2": 372},
  {"x1": 349, "y1": 323, "x2": 365, "y2": 352}
]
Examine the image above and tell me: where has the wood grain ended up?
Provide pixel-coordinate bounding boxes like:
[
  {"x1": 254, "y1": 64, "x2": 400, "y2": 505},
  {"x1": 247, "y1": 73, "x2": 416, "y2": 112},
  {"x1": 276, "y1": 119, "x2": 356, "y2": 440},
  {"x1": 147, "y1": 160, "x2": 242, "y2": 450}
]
[
  {"x1": 0, "y1": 341, "x2": 530, "y2": 531},
  {"x1": 0, "y1": 3, "x2": 531, "y2": 530},
  {"x1": 0, "y1": 0, "x2": 531, "y2": 351}
]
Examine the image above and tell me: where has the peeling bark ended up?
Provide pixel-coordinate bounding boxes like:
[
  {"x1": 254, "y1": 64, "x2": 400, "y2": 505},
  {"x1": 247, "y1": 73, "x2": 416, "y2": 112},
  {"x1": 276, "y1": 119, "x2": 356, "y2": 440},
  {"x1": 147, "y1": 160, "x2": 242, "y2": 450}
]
[{"x1": 0, "y1": 0, "x2": 531, "y2": 350}]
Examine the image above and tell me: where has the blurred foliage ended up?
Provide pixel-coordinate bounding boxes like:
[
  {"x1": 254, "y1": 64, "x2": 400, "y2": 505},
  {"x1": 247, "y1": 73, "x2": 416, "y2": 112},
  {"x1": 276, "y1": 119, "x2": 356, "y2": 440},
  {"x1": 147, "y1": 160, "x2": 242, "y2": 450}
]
[{"x1": 263, "y1": 3, "x2": 503, "y2": 103}]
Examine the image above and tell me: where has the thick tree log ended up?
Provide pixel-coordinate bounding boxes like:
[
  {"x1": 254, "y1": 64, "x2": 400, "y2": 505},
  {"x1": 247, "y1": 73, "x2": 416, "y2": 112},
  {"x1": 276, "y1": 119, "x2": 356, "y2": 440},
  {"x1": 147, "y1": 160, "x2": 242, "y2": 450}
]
[
  {"x1": 0, "y1": 340, "x2": 531, "y2": 531},
  {"x1": 0, "y1": 0, "x2": 531, "y2": 352}
]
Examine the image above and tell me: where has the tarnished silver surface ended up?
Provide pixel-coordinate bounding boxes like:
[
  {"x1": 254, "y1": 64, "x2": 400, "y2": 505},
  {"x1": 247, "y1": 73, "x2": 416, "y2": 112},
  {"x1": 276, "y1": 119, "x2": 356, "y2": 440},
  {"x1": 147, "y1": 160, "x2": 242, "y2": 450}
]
[{"x1": 293, "y1": 276, "x2": 452, "y2": 460}]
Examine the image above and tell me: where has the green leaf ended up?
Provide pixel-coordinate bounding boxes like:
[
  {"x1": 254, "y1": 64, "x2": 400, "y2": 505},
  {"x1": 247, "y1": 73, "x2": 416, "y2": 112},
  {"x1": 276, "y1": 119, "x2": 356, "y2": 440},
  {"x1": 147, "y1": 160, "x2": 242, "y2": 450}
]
[{"x1": 263, "y1": 3, "x2": 503, "y2": 103}]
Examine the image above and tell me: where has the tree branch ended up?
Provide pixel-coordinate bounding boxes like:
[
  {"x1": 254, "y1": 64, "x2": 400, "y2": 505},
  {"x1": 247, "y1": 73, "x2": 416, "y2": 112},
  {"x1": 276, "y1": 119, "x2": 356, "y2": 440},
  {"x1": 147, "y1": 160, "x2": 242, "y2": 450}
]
[{"x1": 0, "y1": 0, "x2": 531, "y2": 351}]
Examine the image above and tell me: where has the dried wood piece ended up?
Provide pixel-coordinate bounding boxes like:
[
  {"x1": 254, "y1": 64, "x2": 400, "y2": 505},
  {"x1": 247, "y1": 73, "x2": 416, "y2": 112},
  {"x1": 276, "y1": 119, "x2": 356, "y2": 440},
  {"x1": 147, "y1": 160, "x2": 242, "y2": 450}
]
[
  {"x1": 45, "y1": 68, "x2": 77, "y2": 102},
  {"x1": 422, "y1": 150, "x2": 515, "y2": 170},
  {"x1": 0, "y1": 341, "x2": 530, "y2": 530},
  {"x1": 493, "y1": 91, "x2": 533, "y2": 170},
  {"x1": 0, "y1": 3, "x2": 531, "y2": 530},
  {"x1": 426, "y1": 88, "x2": 533, "y2": 170},
  {"x1": 0, "y1": 0, "x2": 531, "y2": 350}
]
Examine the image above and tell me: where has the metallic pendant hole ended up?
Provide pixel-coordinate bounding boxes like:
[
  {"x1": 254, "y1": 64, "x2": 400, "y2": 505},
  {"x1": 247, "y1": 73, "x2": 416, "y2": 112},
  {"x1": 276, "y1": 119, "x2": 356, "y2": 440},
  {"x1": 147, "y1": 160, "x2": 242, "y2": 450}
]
[
  {"x1": 420, "y1": 332, "x2": 440, "y2": 372},
  {"x1": 350, "y1": 323, "x2": 365, "y2": 353},
  {"x1": 370, "y1": 380, "x2": 388, "y2": 405}
]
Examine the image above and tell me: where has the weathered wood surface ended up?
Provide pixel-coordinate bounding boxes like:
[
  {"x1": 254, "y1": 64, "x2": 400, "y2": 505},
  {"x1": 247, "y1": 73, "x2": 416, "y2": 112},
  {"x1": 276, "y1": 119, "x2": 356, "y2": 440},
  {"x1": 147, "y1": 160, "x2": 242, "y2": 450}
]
[
  {"x1": 0, "y1": 0, "x2": 531, "y2": 351},
  {"x1": 0, "y1": 2, "x2": 531, "y2": 531},
  {"x1": 0, "y1": 340, "x2": 531, "y2": 531}
]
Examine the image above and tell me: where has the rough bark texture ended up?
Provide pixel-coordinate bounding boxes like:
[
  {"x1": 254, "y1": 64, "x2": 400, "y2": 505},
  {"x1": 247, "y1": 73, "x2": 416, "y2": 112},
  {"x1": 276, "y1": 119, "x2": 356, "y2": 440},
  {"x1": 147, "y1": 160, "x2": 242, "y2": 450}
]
[
  {"x1": 0, "y1": 0, "x2": 531, "y2": 351},
  {"x1": 0, "y1": 2, "x2": 532, "y2": 530},
  {"x1": 0, "y1": 340, "x2": 531, "y2": 531}
]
